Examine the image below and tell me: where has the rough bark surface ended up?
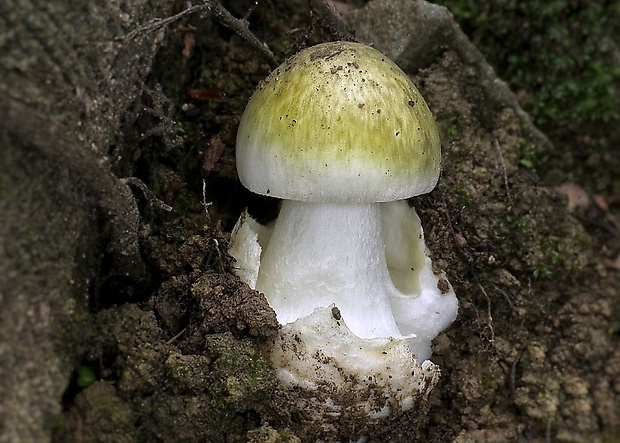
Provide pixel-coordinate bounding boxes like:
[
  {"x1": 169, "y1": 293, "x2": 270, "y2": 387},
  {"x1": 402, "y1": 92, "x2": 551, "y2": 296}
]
[{"x1": 0, "y1": 1, "x2": 171, "y2": 441}]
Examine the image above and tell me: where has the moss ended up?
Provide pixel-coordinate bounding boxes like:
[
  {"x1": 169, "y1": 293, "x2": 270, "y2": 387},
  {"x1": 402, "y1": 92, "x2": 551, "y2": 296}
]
[
  {"x1": 455, "y1": 187, "x2": 473, "y2": 208},
  {"x1": 436, "y1": 0, "x2": 620, "y2": 128},
  {"x1": 206, "y1": 333, "x2": 275, "y2": 409},
  {"x1": 542, "y1": 236, "x2": 565, "y2": 266},
  {"x1": 507, "y1": 213, "x2": 532, "y2": 231},
  {"x1": 532, "y1": 264, "x2": 553, "y2": 280},
  {"x1": 246, "y1": 424, "x2": 302, "y2": 443},
  {"x1": 437, "y1": 116, "x2": 462, "y2": 139},
  {"x1": 76, "y1": 366, "x2": 97, "y2": 388}
]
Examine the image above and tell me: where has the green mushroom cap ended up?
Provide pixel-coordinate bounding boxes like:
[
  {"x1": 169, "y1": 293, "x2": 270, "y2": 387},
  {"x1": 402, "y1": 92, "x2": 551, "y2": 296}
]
[{"x1": 236, "y1": 41, "x2": 441, "y2": 203}]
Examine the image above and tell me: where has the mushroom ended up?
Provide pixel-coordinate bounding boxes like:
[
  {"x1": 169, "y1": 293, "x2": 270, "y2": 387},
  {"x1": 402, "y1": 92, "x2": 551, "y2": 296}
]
[
  {"x1": 232, "y1": 40, "x2": 457, "y2": 356},
  {"x1": 229, "y1": 41, "x2": 457, "y2": 416}
]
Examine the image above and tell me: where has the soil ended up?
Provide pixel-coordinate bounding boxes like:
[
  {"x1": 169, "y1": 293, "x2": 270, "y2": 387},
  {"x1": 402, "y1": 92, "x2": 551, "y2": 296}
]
[{"x1": 39, "y1": 0, "x2": 619, "y2": 442}]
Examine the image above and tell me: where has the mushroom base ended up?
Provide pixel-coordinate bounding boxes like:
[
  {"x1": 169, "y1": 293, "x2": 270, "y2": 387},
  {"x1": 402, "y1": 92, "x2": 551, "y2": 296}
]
[
  {"x1": 228, "y1": 200, "x2": 457, "y2": 426},
  {"x1": 272, "y1": 305, "x2": 439, "y2": 422}
]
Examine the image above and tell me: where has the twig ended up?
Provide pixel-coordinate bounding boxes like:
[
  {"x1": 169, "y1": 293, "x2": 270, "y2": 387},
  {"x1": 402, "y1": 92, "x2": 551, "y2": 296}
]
[
  {"x1": 125, "y1": 1, "x2": 278, "y2": 68},
  {"x1": 510, "y1": 340, "x2": 529, "y2": 393},
  {"x1": 441, "y1": 197, "x2": 458, "y2": 243},
  {"x1": 494, "y1": 284, "x2": 515, "y2": 311},
  {"x1": 309, "y1": 0, "x2": 357, "y2": 41},
  {"x1": 545, "y1": 416, "x2": 554, "y2": 443},
  {"x1": 121, "y1": 177, "x2": 173, "y2": 212},
  {"x1": 207, "y1": 0, "x2": 278, "y2": 67},
  {"x1": 165, "y1": 327, "x2": 188, "y2": 345},
  {"x1": 200, "y1": 180, "x2": 230, "y2": 273},
  {"x1": 124, "y1": 5, "x2": 205, "y2": 41},
  {"x1": 478, "y1": 282, "x2": 495, "y2": 346},
  {"x1": 202, "y1": 179, "x2": 213, "y2": 229},
  {"x1": 140, "y1": 84, "x2": 184, "y2": 148},
  {"x1": 494, "y1": 139, "x2": 512, "y2": 204}
]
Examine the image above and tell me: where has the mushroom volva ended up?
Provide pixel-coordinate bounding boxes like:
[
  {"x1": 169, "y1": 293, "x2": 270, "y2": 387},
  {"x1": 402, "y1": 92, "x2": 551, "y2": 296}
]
[{"x1": 229, "y1": 41, "x2": 458, "y2": 420}]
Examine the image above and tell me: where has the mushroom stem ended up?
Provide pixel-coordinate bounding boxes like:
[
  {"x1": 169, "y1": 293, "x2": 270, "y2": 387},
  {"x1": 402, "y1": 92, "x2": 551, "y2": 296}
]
[{"x1": 256, "y1": 200, "x2": 404, "y2": 339}]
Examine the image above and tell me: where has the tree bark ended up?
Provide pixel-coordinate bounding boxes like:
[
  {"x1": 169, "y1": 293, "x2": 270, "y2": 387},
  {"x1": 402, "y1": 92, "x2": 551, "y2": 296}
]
[{"x1": 0, "y1": 1, "x2": 171, "y2": 441}]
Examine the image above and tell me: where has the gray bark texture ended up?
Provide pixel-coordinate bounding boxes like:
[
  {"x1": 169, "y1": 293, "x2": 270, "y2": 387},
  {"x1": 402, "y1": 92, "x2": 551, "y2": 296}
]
[{"x1": 0, "y1": 1, "x2": 170, "y2": 441}]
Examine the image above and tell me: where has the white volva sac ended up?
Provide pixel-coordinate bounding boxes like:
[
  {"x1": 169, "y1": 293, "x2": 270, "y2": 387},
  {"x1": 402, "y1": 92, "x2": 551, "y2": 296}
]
[{"x1": 229, "y1": 41, "x2": 458, "y2": 418}]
